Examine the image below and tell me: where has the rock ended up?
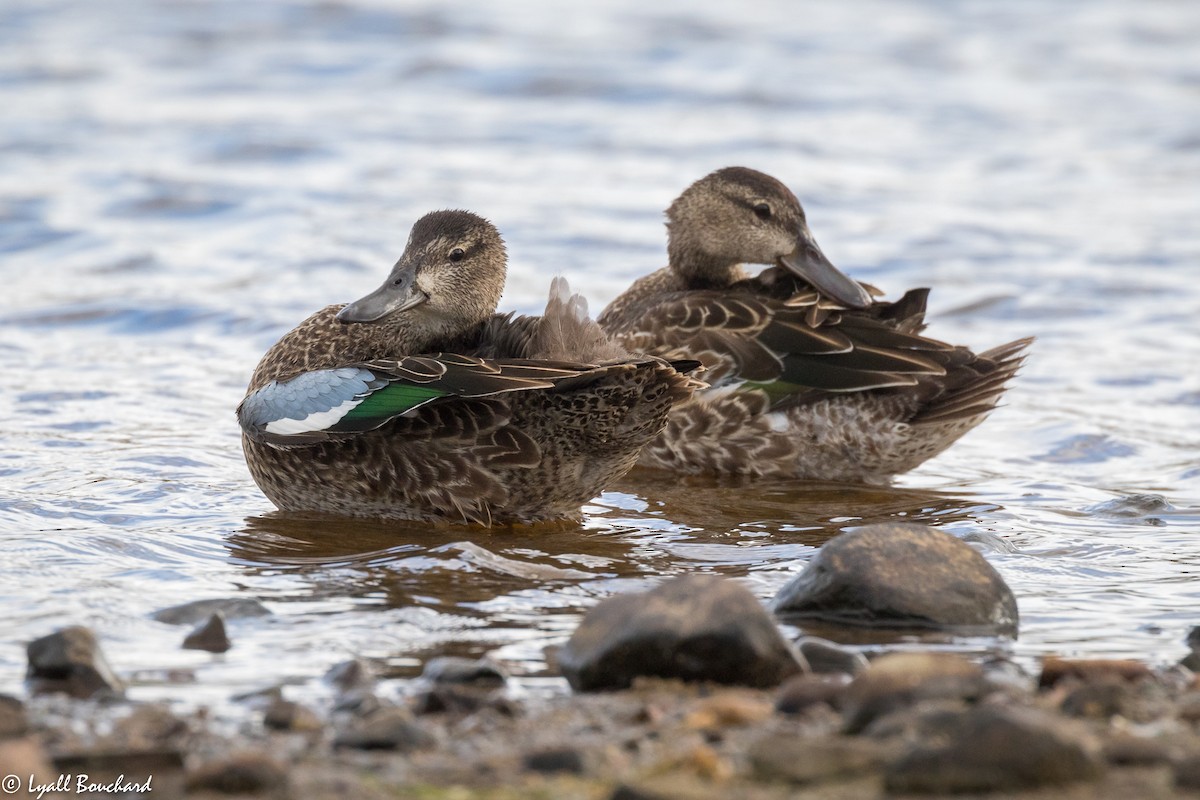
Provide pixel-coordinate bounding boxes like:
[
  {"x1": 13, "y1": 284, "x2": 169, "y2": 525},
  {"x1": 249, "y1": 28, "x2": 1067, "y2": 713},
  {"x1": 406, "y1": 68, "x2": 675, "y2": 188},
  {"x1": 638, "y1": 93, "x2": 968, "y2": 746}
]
[
  {"x1": 1039, "y1": 656, "x2": 1152, "y2": 688},
  {"x1": 0, "y1": 695, "x2": 28, "y2": 739},
  {"x1": 522, "y1": 746, "x2": 585, "y2": 774},
  {"x1": 884, "y1": 705, "x2": 1102, "y2": 793},
  {"x1": 411, "y1": 684, "x2": 515, "y2": 716},
  {"x1": 263, "y1": 698, "x2": 323, "y2": 732},
  {"x1": 182, "y1": 612, "x2": 231, "y2": 653},
  {"x1": 682, "y1": 690, "x2": 773, "y2": 730},
  {"x1": 0, "y1": 737, "x2": 55, "y2": 791},
  {"x1": 841, "y1": 652, "x2": 986, "y2": 734},
  {"x1": 1181, "y1": 651, "x2": 1200, "y2": 671},
  {"x1": 795, "y1": 636, "x2": 868, "y2": 675},
  {"x1": 27, "y1": 626, "x2": 125, "y2": 699},
  {"x1": 1060, "y1": 678, "x2": 1136, "y2": 719},
  {"x1": 324, "y1": 658, "x2": 375, "y2": 691},
  {"x1": 774, "y1": 673, "x2": 850, "y2": 715},
  {"x1": 748, "y1": 734, "x2": 885, "y2": 785},
  {"x1": 1102, "y1": 735, "x2": 1173, "y2": 765},
  {"x1": 558, "y1": 575, "x2": 805, "y2": 691},
  {"x1": 1178, "y1": 692, "x2": 1200, "y2": 723},
  {"x1": 420, "y1": 655, "x2": 507, "y2": 686},
  {"x1": 610, "y1": 775, "x2": 742, "y2": 800},
  {"x1": 772, "y1": 523, "x2": 1018, "y2": 634},
  {"x1": 333, "y1": 708, "x2": 433, "y2": 751},
  {"x1": 110, "y1": 704, "x2": 188, "y2": 749},
  {"x1": 185, "y1": 751, "x2": 287, "y2": 794},
  {"x1": 152, "y1": 597, "x2": 270, "y2": 625},
  {"x1": 1176, "y1": 755, "x2": 1200, "y2": 790}
]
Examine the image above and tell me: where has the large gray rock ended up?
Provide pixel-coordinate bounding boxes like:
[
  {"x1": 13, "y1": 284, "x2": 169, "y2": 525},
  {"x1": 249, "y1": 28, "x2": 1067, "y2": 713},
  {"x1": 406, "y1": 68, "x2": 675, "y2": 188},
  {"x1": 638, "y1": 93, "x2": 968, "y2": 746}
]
[
  {"x1": 558, "y1": 575, "x2": 805, "y2": 692},
  {"x1": 772, "y1": 523, "x2": 1017, "y2": 633},
  {"x1": 884, "y1": 705, "x2": 1102, "y2": 793},
  {"x1": 26, "y1": 626, "x2": 125, "y2": 699}
]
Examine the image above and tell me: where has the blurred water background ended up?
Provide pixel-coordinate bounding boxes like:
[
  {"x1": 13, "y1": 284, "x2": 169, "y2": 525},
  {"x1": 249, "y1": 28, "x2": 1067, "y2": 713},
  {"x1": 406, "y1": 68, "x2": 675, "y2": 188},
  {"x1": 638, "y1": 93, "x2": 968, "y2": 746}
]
[{"x1": 1, "y1": 0, "x2": 1199, "y2": 712}]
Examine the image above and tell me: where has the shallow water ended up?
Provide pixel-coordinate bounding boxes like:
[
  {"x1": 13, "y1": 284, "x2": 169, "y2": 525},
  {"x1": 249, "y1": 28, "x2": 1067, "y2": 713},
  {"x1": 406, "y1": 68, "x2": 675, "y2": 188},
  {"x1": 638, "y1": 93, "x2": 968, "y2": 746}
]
[{"x1": 2, "y1": 0, "x2": 1199, "y2": 712}]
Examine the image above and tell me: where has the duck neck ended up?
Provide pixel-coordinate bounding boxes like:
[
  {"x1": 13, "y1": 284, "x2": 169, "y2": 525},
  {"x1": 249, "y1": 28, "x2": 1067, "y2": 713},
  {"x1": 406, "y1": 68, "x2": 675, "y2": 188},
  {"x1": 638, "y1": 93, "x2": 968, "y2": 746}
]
[{"x1": 667, "y1": 242, "x2": 743, "y2": 289}]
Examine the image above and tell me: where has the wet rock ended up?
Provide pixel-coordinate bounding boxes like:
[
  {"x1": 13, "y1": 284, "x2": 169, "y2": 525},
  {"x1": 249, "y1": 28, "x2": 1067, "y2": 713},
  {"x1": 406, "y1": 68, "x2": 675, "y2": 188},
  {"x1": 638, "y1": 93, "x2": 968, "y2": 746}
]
[
  {"x1": 0, "y1": 695, "x2": 28, "y2": 739},
  {"x1": 1177, "y1": 692, "x2": 1200, "y2": 723},
  {"x1": 324, "y1": 658, "x2": 375, "y2": 691},
  {"x1": 185, "y1": 751, "x2": 287, "y2": 794},
  {"x1": 1039, "y1": 656, "x2": 1151, "y2": 687},
  {"x1": 774, "y1": 673, "x2": 850, "y2": 715},
  {"x1": 27, "y1": 626, "x2": 125, "y2": 699},
  {"x1": 152, "y1": 597, "x2": 269, "y2": 626},
  {"x1": 110, "y1": 704, "x2": 188, "y2": 749},
  {"x1": 182, "y1": 612, "x2": 231, "y2": 653},
  {"x1": 772, "y1": 523, "x2": 1018, "y2": 634},
  {"x1": 523, "y1": 746, "x2": 585, "y2": 774},
  {"x1": 795, "y1": 636, "x2": 868, "y2": 675},
  {"x1": 749, "y1": 734, "x2": 886, "y2": 785},
  {"x1": 841, "y1": 652, "x2": 986, "y2": 734},
  {"x1": 1060, "y1": 678, "x2": 1136, "y2": 719},
  {"x1": 263, "y1": 698, "x2": 323, "y2": 732},
  {"x1": 884, "y1": 705, "x2": 1102, "y2": 793},
  {"x1": 322, "y1": 658, "x2": 381, "y2": 716},
  {"x1": 559, "y1": 574, "x2": 804, "y2": 692},
  {"x1": 421, "y1": 655, "x2": 507, "y2": 686},
  {"x1": 1102, "y1": 734, "x2": 1174, "y2": 765},
  {"x1": 411, "y1": 684, "x2": 515, "y2": 716},
  {"x1": 1188, "y1": 625, "x2": 1200, "y2": 651},
  {"x1": 333, "y1": 707, "x2": 433, "y2": 751}
]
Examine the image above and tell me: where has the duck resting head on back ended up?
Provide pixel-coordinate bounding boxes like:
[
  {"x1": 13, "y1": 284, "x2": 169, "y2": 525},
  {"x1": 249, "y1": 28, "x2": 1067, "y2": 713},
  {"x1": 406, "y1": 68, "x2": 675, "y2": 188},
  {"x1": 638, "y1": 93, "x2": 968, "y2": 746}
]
[{"x1": 599, "y1": 167, "x2": 1032, "y2": 483}]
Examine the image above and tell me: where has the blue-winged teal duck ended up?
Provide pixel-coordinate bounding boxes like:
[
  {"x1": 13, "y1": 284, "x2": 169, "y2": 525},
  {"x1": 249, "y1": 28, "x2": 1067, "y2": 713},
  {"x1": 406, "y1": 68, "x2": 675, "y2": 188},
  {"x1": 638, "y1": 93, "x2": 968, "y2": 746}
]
[
  {"x1": 598, "y1": 167, "x2": 1032, "y2": 483},
  {"x1": 239, "y1": 210, "x2": 700, "y2": 525}
]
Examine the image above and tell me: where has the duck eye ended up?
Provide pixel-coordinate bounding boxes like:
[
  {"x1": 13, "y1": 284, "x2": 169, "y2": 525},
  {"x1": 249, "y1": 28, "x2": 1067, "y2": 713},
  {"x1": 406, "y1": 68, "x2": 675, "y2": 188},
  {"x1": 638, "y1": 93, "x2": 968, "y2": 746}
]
[
  {"x1": 753, "y1": 202, "x2": 772, "y2": 221},
  {"x1": 448, "y1": 247, "x2": 466, "y2": 263}
]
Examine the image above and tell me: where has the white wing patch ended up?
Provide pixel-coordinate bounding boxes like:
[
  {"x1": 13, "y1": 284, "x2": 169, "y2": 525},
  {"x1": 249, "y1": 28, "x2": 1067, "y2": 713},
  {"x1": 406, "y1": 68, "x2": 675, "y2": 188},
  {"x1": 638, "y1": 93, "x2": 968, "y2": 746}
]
[{"x1": 263, "y1": 396, "x2": 365, "y2": 436}]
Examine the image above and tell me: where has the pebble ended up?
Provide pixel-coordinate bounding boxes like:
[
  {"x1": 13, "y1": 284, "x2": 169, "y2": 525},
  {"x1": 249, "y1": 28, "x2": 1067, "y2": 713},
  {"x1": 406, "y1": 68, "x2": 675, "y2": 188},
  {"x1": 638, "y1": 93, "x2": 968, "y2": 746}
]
[
  {"x1": 772, "y1": 523, "x2": 1018, "y2": 633},
  {"x1": 152, "y1": 597, "x2": 269, "y2": 625},
  {"x1": 884, "y1": 705, "x2": 1102, "y2": 793},
  {"x1": 0, "y1": 695, "x2": 28, "y2": 739},
  {"x1": 795, "y1": 636, "x2": 868, "y2": 675},
  {"x1": 1101, "y1": 734, "x2": 1174, "y2": 766},
  {"x1": 185, "y1": 751, "x2": 288, "y2": 795},
  {"x1": 683, "y1": 690, "x2": 774, "y2": 730},
  {"x1": 263, "y1": 698, "x2": 323, "y2": 732},
  {"x1": 1176, "y1": 754, "x2": 1200, "y2": 790},
  {"x1": 182, "y1": 612, "x2": 231, "y2": 653},
  {"x1": 333, "y1": 707, "x2": 433, "y2": 751},
  {"x1": 1039, "y1": 656, "x2": 1152, "y2": 688},
  {"x1": 748, "y1": 734, "x2": 885, "y2": 785},
  {"x1": 558, "y1": 574, "x2": 805, "y2": 692},
  {"x1": 420, "y1": 655, "x2": 507, "y2": 686},
  {"x1": 774, "y1": 673, "x2": 850, "y2": 715},
  {"x1": 26, "y1": 626, "x2": 125, "y2": 699},
  {"x1": 840, "y1": 651, "x2": 986, "y2": 734},
  {"x1": 522, "y1": 746, "x2": 585, "y2": 774}
]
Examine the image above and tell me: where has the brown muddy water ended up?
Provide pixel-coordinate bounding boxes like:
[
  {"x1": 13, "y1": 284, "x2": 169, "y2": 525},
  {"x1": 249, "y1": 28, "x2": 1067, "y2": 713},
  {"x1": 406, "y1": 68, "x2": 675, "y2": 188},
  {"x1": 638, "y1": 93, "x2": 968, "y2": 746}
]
[{"x1": 1, "y1": 0, "x2": 1199, "y2": 717}]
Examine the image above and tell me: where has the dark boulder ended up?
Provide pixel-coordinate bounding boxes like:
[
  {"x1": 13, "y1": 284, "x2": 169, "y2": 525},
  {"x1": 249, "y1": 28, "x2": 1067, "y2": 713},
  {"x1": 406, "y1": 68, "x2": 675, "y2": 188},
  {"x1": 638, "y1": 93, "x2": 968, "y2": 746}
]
[
  {"x1": 772, "y1": 523, "x2": 1017, "y2": 634},
  {"x1": 27, "y1": 626, "x2": 124, "y2": 699},
  {"x1": 559, "y1": 575, "x2": 804, "y2": 692}
]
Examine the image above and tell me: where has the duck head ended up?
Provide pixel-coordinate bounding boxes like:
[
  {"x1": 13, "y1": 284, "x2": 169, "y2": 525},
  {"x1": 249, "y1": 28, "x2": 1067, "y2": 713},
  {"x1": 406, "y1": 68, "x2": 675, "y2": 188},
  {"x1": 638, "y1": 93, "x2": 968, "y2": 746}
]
[
  {"x1": 666, "y1": 166, "x2": 871, "y2": 308},
  {"x1": 338, "y1": 210, "x2": 507, "y2": 337}
]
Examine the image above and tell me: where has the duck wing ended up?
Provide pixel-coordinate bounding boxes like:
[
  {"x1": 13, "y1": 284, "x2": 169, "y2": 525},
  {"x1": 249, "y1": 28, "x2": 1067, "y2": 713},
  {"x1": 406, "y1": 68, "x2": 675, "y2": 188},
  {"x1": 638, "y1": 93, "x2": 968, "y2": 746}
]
[
  {"x1": 237, "y1": 353, "x2": 598, "y2": 447},
  {"x1": 609, "y1": 286, "x2": 955, "y2": 406}
]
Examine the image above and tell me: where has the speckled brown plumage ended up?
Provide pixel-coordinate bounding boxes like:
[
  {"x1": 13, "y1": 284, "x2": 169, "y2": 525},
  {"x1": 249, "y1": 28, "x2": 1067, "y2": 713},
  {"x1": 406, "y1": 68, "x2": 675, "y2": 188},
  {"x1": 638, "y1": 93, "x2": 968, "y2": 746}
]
[
  {"x1": 599, "y1": 167, "x2": 1032, "y2": 483},
  {"x1": 240, "y1": 210, "x2": 699, "y2": 525}
]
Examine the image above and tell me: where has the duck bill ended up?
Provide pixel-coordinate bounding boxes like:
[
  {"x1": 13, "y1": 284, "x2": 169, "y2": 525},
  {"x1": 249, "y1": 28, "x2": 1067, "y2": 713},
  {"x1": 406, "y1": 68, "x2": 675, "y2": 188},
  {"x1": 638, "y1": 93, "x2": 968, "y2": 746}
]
[
  {"x1": 337, "y1": 263, "x2": 428, "y2": 324},
  {"x1": 778, "y1": 226, "x2": 873, "y2": 309}
]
